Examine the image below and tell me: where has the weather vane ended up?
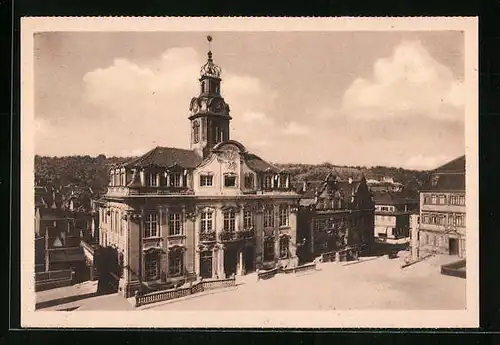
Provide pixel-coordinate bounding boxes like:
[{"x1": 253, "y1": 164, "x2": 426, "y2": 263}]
[{"x1": 207, "y1": 35, "x2": 213, "y2": 51}]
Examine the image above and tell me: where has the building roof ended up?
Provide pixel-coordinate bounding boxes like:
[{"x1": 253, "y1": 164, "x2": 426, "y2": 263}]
[
  {"x1": 420, "y1": 155, "x2": 466, "y2": 192},
  {"x1": 121, "y1": 146, "x2": 203, "y2": 169},
  {"x1": 372, "y1": 191, "x2": 418, "y2": 206},
  {"x1": 433, "y1": 155, "x2": 466, "y2": 173},
  {"x1": 242, "y1": 153, "x2": 282, "y2": 173}
]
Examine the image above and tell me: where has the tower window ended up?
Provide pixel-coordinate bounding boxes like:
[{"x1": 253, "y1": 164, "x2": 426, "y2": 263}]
[{"x1": 193, "y1": 121, "x2": 200, "y2": 143}]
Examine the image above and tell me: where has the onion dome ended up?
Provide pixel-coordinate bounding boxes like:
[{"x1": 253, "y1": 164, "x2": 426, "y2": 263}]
[{"x1": 200, "y1": 36, "x2": 222, "y2": 79}]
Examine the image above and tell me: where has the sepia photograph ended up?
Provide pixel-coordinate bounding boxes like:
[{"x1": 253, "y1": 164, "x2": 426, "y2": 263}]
[{"x1": 21, "y1": 17, "x2": 478, "y2": 328}]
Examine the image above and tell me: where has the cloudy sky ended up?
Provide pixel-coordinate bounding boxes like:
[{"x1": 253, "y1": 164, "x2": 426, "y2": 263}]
[{"x1": 34, "y1": 31, "x2": 465, "y2": 170}]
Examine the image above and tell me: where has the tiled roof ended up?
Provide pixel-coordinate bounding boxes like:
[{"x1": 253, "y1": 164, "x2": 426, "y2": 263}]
[
  {"x1": 122, "y1": 146, "x2": 202, "y2": 169},
  {"x1": 420, "y1": 155, "x2": 466, "y2": 192},
  {"x1": 243, "y1": 153, "x2": 282, "y2": 173},
  {"x1": 433, "y1": 155, "x2": 466, "y2": 173},
  {"x1": 420, "y1": 173, "x2": 465, "y2": 192}
]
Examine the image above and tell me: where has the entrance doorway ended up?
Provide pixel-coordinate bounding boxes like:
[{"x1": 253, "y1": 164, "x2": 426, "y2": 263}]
[
  {"x1": 243, "y1": 246, "x2": 255, "y2": 273},
  {"x1": 449, "y1": 238, "x2": 459, "y2": 255},
  {"x1": 224, "y1": 247, "x2": 237, "y2": 277},
  {"x1": 200, "y1": 251, "x2": 213, "y2": 279}
]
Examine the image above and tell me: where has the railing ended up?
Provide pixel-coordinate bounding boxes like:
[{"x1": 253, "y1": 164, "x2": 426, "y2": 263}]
[
  {"x1": 219, "y1": 231, "x2": 237, "y2": 242},
  {"x1": 128, "y1": 186, "x2": 194, "y2": 196},
  {"x1": 282, "y1": 262, "x2": 316, "y2": 274},
  {"x1": 257, "y1": 267, "x2": 280, "y2": 280},
  {"x1": 199, "y1": 231, "x2": 216, "y2": 242},
  {"x1": 236, "y1": 229, "x2": 255, "y2": 240},
  {"x1": 35, "y1": 269, "x2": 73, "y2": 282},
  {"x1": 35, "y1": 269, "x2": 74, "y2": 292},
  {"x1": 135, "y1": 276, "x2": 237, "y2": 307}
]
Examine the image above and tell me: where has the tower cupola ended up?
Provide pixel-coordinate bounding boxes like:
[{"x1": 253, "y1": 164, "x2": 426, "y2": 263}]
[{"x1": 189, "y1": 36, "x2": 231, "y2": 158}]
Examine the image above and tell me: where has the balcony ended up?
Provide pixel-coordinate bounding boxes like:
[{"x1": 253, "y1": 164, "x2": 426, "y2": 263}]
[
  {"x1": 219, "y1": 231, "x2": 237, "y2": 242},
  {"x1": 236, "y1": 229, "x2": 255, "y2": 240},
  {"x1": 199, "y1": 231, "x2": 217, "y2": 243},
  {"x1": 128, "y1": 186, "x2": 194, "y2": 196}
]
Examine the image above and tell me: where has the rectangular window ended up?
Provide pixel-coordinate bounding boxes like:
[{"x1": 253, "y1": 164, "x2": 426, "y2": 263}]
[
  {"x1": 263, "y1": 239, "x2": 275, "y2": 261},
  {"x1": 223, "y1": 209, "x2": 236, "y2": 232},
  {"x1": 438, "y1": 195, "x2": 446, "y2": 205},
  {"x1": 455, "y1": 214, "x2": 465, "y2": 227},
  {"x1": 148, "y1": 173, "x2": 157, "y2": 187},
  {"x1": 224, "y1": 175, "x2": 237, "y2": 187},
  {"x1": 279, "y1": 204, "x2": 289, "y2": 227},
  {"x1": 244, "y1": 210, "x2": 253, "y2": 229},
  {"x1": 264, "y1": 206, "x2": 274, "y2": 228},
  {"x1": 450, "y1": 195, "x2": 456, "y2": 205},
  {"x1": 458, "y1": 195, "x2": 465, "y2": 205},
  {"x1": 200, "y1": 211, "x2": 213, "y2": 232},
  {"x1": 170, "y1": 173, "x2": 181, "y2": 187},
  {"x1": 200, "y1": 175, "x2": 213, "y2": 187},
  {"x1": 168, "y1": 251, "x2": 184, "y2": 277},
  {"x1": 431, "y1": 195, "x2": 437, "y2": 204},
  {"x1": 168, "y1": 213, "x2": 182, "y2": 236},
  {"x1": 121, "y1": 172, "x2": 126, "y2": 186},
  {"x1": 144, "y1": 213, "x2": 158, "y2": 238},
  {"x1": 244, "y1": 174, "x2": 254, "y2": 189}
]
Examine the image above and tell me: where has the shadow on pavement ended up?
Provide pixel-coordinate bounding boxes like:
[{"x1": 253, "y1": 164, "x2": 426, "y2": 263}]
[{"x1": 36, "y1": 290, "x2": 115, "y2": 310}]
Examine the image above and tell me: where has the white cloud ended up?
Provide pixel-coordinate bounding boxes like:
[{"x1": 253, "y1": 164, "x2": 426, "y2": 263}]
[
  {"x1": 341, "y1": 40, "x2": 464, "y2": 122},
  {"x1": 282, "y1": 121, "x2": 311, "y2": 136},
  {"x1": 75, "y1": 47, "x2": 277, "y2": 156}
]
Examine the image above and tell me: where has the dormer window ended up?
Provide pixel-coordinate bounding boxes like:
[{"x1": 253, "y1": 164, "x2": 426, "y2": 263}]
[
  {"x1": 263, "y1": 175, "x2": 273, "y2": 189},
  {"x1": 148, "y1": 173, "x2": 157, "y2": 187},
  {"x1": 244, "y1": 173, "x2": 254, "y2": 189},
  {"x1": 169, "y1": 172, "x2": 182, "y2": 187},
  {"x1": 279, "y1": 174, "x2": 288, "y2": 189}
]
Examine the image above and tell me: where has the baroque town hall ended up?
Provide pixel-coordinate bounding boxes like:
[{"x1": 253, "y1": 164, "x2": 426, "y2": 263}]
[{"x1": 98, "y1": 42, "x2": 301, "y2": 297}]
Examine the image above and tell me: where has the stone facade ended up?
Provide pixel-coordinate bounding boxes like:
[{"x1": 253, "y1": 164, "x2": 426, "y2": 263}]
[
  {"x1": 417, "y1": 156, "x2": 466, "y2": 258},
  {"x1": 98, "y1": 45, "x2": 300, "y2": 297}
]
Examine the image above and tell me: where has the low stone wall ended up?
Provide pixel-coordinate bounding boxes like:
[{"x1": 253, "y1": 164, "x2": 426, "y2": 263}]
[
  {"x1": 441, "y1": 259, "x2": 466, "y2": 279},
  {"x1": 135, "y1": 277, "x2": 236, "y2": 307}
]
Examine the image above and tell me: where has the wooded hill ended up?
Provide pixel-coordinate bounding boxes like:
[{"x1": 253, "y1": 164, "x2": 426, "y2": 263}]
[{"x1": 35, "y1": 155, "x2": 430, "y2": 198}]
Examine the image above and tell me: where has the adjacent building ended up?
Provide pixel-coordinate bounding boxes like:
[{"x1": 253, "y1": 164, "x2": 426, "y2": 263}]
[
  {"x1": 296, "y1": 169, "x2": 375, "y2": 261},
  {"x1": 372, "y1": 191, "x2": 419, "y2": 241},
  {"x1": 98, "y1": 43, "x2": 301, "y2": 297},
  {"x1": 367, "y1": 176, "x2": 404, "y2": 193},
  {"x1": 417, "y1": 155, "x2": 466, "y2": 257}
]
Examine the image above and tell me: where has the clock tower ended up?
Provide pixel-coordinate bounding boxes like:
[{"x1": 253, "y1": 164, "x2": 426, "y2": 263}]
[{"x1": 189, "y1": 36, "x2": 232, "y2": 158}]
